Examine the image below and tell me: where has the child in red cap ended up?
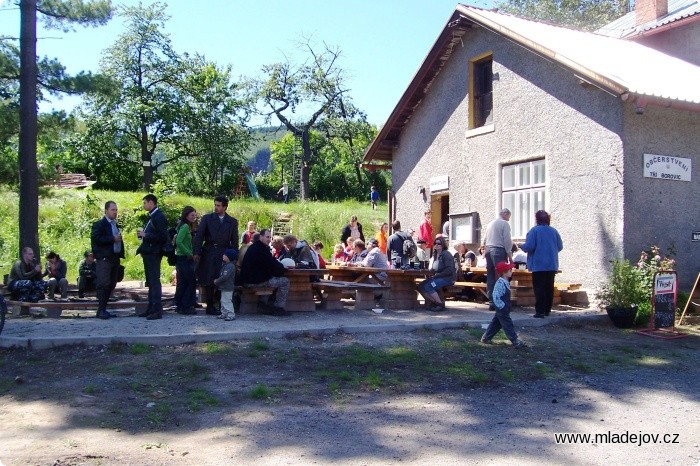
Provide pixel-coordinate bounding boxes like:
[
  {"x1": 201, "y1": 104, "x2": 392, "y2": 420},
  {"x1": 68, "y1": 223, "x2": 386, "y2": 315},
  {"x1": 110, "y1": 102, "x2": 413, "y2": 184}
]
[{"x1": 481, "y1": 261, "x2": 525, "y2": 347}]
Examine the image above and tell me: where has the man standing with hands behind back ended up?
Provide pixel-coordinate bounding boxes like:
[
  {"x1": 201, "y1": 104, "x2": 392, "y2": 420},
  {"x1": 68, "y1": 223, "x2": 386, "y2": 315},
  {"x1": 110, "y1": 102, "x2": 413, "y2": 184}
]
[
  {"x1": 136, "y1": 194, "x2": 169, "y2": 320},
  {"x1": 483, "y1": 208, "x2": 513, "y2": 308},
  {"x1": 91, "y1": 201, "x2": 124, "y2": 320},
  {"x1": 193, "y1": 195, "x2": 238, "y2": 315}
]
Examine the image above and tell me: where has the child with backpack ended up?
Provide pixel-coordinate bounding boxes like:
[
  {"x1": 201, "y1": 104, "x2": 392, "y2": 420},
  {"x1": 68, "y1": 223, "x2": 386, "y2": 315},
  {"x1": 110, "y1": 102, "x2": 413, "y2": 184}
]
[{"x1": 214, "y1": 249, "x2": 237, "y2": 321}]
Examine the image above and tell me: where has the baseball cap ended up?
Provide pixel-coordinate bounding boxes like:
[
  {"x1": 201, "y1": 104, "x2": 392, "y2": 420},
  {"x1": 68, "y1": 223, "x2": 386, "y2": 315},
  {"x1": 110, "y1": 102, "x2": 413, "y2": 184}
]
[
  {"x1": 495, "y1": 261, "x2": 514, "y2": 275},
  {"x1": 368, "y1": 238, "x2": 379, "y2": 246}
]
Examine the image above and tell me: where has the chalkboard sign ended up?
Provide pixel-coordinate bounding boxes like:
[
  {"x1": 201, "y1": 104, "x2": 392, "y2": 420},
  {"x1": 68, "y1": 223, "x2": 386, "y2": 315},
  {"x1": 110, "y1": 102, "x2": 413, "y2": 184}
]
[{"x1": 652, "y1": 272, "x2": 677, "y2": 329}]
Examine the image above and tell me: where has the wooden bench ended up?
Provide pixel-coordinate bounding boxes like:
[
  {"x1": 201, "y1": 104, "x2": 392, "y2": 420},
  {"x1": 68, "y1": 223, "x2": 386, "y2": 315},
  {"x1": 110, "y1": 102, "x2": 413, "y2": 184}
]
[
  {"x1": 53, "y1": 173, "x2": 97, "y2": 189},
  {"x1": 6, "y1": 299, "x2": 148, "y2": 318},
  {"x1": 312, "y1": 280, "x2": 389, "y2": 311},
  {"x1": 237, "y1": 286, "x2": 275, "y2": 314}
]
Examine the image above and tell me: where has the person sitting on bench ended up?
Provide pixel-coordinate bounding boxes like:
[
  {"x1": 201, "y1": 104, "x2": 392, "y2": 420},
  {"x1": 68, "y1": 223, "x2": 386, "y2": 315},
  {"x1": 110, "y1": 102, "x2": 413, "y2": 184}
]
[
  {"x1": 8, "y1": 247, "x2": 47, "y2": 302},
  {"x1": 78, "y1": 250, "x2": 97, "y2": 298},
  {"x1": 44, "y1": 251, "x2": 69, "y2": 300},
  {"x1": 239, "y1": 229, "x2": 290, "y2": 316}
]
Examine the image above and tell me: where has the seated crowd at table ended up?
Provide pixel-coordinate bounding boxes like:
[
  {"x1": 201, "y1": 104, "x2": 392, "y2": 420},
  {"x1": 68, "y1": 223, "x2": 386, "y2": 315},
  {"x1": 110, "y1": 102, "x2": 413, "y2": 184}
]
[{"x1": 5, "y1": 196, "x2": 561, "y2": 337}]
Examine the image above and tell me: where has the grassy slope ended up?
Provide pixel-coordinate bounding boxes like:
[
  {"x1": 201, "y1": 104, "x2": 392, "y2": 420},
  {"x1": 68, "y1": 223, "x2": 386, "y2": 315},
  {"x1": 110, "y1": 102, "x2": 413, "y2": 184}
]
[{"x1": 0, "y1": 188, "x2": 387, "y2": 282}]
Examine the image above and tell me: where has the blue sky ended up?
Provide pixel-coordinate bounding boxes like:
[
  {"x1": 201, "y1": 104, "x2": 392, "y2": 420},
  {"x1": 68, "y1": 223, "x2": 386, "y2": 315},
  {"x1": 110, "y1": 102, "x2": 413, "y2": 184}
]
[{"x1": 0, "y1": 0, "x2": 492, "y2": 126}]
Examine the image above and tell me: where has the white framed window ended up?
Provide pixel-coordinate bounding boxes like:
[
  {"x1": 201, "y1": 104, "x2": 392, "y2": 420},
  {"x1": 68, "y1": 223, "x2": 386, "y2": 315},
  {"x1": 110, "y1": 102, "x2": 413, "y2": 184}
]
[{"x1": 501, "y1": 159, "x2": 546, "y2": 239}]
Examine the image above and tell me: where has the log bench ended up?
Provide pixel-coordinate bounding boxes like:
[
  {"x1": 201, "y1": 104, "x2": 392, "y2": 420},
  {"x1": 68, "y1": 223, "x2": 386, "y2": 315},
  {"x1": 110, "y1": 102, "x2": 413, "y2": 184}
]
[
  {"x1": 6, "y1": 299, "x2": 148, "y2": 318},
  {"x1": 54, "y1": 173, "x2": 97, "y2": 189},
  {"x1": 311, "y1": 280, "x2": 389, "y2": 311},
  {"x1": 237, "y1": 286, "x2": 275, "y2": 314}
]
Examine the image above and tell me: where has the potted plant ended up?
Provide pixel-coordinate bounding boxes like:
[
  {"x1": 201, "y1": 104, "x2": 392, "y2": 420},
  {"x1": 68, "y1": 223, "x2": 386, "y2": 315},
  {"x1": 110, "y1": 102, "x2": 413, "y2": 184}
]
[{"x1": 596, "y1": 259, "x2": 647, "y2": 328}]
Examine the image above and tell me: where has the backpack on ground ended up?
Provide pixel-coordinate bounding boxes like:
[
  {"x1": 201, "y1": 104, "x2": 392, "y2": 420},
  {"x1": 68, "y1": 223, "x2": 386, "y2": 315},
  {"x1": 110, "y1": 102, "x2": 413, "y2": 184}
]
[{"x1": 402, "y1": 235, "x2": 417, "y2": 259}]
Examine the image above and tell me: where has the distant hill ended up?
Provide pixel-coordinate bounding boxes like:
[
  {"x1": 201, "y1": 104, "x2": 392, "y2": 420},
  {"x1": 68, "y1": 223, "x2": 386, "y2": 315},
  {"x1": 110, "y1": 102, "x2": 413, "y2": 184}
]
[{"x1": 245, "y1": 126, "x2": 288, "y2": 173}]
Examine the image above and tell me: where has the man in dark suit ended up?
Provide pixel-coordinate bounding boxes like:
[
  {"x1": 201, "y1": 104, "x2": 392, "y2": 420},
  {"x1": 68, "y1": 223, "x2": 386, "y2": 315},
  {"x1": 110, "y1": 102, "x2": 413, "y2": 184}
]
[
  {"x1": 91, "y1": 201, "x2": 125, "y2": 320},
  {"x1": 193, "y1": 195, "x2": 238, "y2": 315},
  {"x1": 136, "y1": 194, "x2": 169, "y2": 320}
]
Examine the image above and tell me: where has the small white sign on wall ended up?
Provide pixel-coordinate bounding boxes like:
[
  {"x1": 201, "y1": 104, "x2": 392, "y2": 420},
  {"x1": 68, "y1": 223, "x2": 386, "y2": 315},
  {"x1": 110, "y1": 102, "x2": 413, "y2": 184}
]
[
  {"x1": 430, "y1": 175, "x2": 449, "y2": 193},
  {"x1": 643, "y1": 154, "x2": 691, "y2": 182}
]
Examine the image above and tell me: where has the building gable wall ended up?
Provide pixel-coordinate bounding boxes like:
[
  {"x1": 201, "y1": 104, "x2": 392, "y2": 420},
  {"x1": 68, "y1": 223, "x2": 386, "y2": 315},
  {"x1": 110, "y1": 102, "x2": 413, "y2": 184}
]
[
  {"x1": 635, "y1": 20, "x2": 700, "y2": 66},
  {"x1": 391, "y1": 25, "x2": 629, "y2": 288},
  {"x1": 622, "y1": 104, "x2": 700, "y2": 290}
]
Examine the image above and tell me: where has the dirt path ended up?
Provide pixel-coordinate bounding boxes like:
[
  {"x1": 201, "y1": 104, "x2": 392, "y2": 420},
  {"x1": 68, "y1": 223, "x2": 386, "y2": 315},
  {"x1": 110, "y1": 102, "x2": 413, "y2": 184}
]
[{"x1": 1, "y1": 322, "x2": 699, "y2": 465}]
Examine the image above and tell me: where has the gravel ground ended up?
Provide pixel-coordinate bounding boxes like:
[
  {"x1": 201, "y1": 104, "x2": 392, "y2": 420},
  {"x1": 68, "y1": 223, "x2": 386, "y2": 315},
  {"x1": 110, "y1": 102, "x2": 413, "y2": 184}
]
[{"x1": 1, "y1": 318, "x2": 699, "y2": 466}]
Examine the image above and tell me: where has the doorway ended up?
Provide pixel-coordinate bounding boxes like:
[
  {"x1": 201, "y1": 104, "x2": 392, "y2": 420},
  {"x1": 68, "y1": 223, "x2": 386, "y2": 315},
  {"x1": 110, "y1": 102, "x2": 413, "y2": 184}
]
[{"x1": 431, "y1": 193, "x2": 449, "y2": 238}]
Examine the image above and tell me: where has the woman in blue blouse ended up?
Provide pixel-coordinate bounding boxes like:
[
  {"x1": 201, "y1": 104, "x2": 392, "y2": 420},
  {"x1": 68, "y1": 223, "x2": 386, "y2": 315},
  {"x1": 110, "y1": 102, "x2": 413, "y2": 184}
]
[{"x1": 521, "y1": 210, "x2": 563, "y2": 318}]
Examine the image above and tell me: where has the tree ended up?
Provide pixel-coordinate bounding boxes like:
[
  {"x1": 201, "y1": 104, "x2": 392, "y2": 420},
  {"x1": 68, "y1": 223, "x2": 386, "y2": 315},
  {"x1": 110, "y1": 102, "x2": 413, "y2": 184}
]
[
  {"x1": 249, "y1": 40, "x2": 355, "y2": 200},
  {"x1": 74, "y1": 3, "x2": 251, "y2": 192},
  {"x1": 496, "y1": 0, "x2": 630, "y2": 31},
  {"x1": 16, "y1": 0, "x2": 112, "y2": 257},
  {"x1": 162, "y1": 55, "x2": 252, "y2": 196},
  {"x1": 76, "y1": 2, "x2": 179, "y2": 191}
]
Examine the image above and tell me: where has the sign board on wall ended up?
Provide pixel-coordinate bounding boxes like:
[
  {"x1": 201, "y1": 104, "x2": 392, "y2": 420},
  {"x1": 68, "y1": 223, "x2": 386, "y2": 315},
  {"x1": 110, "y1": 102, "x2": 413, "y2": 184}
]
[
  {"x1": 449, "y1": 212, "x2": 478, "y2": 244},
  {"x1": 652, "y1": 272, "x2": 677, "y2": 329},
  {"x1": 643, "y1": 154, "x2": 691, "y2": 182},
  {"x1": 430, "y1": 175, "x2": 449, "y2": 193}
]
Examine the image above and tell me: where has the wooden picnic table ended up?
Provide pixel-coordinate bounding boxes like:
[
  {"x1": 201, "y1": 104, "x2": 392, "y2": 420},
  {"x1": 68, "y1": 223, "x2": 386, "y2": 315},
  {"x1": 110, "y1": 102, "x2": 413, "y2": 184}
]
[
  {"x1": 283, "y1": 268, "x2": 326, "y2": 312},
  {"x1": 325, "y1": 265, "x2": 432, "y2": 310},
  {"x1": 463, "y1": 266, "x2": 558, "y2": 306}
]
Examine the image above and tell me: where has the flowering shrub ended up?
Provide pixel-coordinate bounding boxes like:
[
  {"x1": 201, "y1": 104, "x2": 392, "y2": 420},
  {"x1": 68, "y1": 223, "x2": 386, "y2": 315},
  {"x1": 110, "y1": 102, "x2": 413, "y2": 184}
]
[{"x1": 635, "y1": 244, "x2": 677, "y2": 326}]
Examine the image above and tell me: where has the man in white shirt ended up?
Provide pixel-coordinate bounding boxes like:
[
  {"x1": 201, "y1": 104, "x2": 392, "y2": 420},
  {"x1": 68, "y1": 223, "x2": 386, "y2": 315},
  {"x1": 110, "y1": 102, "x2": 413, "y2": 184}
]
[{"x1": 482, "y1": 208, "x2": 513, "y2": 307}]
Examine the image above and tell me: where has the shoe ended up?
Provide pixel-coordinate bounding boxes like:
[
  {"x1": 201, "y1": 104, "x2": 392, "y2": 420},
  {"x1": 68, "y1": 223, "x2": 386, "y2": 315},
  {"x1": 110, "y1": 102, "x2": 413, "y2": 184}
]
[
  {"x1": 273, "y1": 306, "x2": 291, "y2": 316},
  {"x1": 532, "y1": 314, "x2": 545, "y2": 318},
  {"x1": 182, "y1": 307, "x2": 197, "y2": 315},
  {"x1": 429, "y1": 303, "x2": 446, "y2": 312},
  {"x1": 78, "y1": 292, "x2": 84, "y2": 298},
  {"x1": 224, "y1": 313, "x2": 236, "y2": 321},
  {"x1": 480, "y1": 338, "x2": 493, "y2": 345},
  {"x1": 96, "y1": 310, "x2": 110, "y2": 320},
  {"x1": 544, "y1": 311, "x2": 551, "y2": 316},
  {"x1": 146, "y1": 311, "x2": 162, "y2": 320},
  {"x1": 512, "y1": 339, "x2": 526, "y2": 348},
  {"x1": 136, "y1": 309, "x2": 151, "y2": 317},
  {"x1": 216, "y1": 313, "x2": 224, "y2": 319},
  {"x1": 206, "y1": 308, "x2": 222, "y2": 316}
]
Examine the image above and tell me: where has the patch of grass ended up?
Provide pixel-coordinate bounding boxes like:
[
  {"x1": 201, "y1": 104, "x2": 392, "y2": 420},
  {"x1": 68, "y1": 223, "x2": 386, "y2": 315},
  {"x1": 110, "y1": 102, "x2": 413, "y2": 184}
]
[
  {"x1": 250, "y1": 338, "x2": 270, "y2": 351},
  {"x1": 0, "y1": 378, "x2": 15, "y2": 394},
  {"x1": 174, "y1": 358, "x2": 210, "y2": 380},
  {"x1": 129, "y1": 343, "x2": 151, "y2": 355},
  {"x1": 339, "y1": 346, "x2": 383, "y2": 366},
  {"x1": 384, "y1": 346, "x2": 419, "y2": 363},
  {"x1": 249, "y1": 384, "x2": 272, "y2": 399},
  {"x1": 447, "y1": 363, "x2": 489, "y2": 384},
  {"x1": 187, "y1": 389, "x2": 219, "y2": 412},
  {"x1": 105, "y1": 364, "x2": 123, "y2": 375},
  {"x1": 439, "y1": 337, "x2": 462, "y2": 349},
  {"x1": 571, "y1": 362, "x2": 593, "y2": 373},
  {"x1": 83, "y1": 383, "x2": 99, "y2": 395},
  {"x1": 360, "y1": 370, "x2": 384, "y2": 389},
  {"x1": 534, "y1": 363, "x2": 554, "y2": 378},
  {"x1": 203, "y1": 342, "x2": 230, "y2": 354},
  {"x1": 106, "y1": 343, "x2": 128, "y2": 354},
  {"x1": 146, "y1": 402, "x2": 173, "y2": 425},
  {"x1": 499, "y1": 369, "x2": 516, "y2": 382}
]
